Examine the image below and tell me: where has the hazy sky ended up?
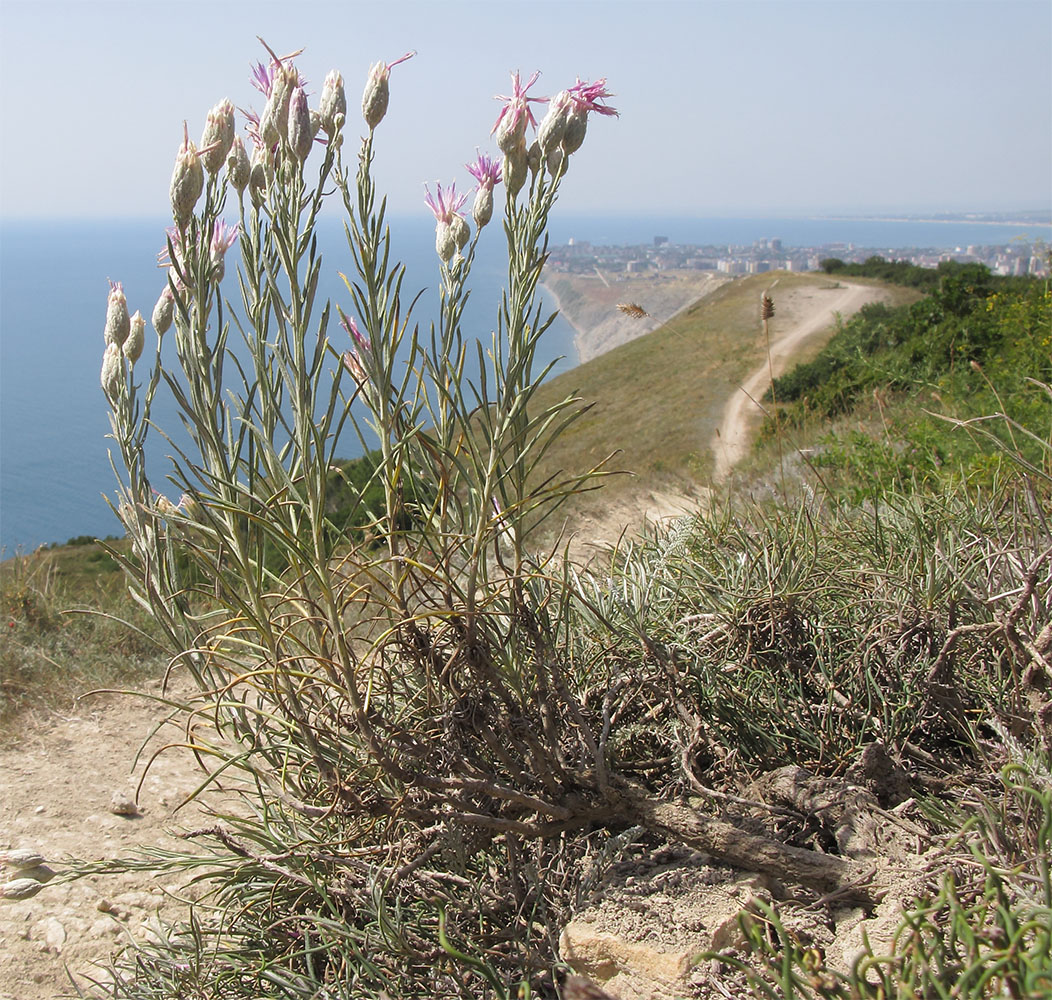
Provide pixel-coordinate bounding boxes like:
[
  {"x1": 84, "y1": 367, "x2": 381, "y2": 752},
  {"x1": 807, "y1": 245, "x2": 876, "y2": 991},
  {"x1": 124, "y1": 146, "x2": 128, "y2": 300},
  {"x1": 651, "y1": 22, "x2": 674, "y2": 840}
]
[{"x1": 1, "y1": 0, "x2": 1049, "y2": 219}]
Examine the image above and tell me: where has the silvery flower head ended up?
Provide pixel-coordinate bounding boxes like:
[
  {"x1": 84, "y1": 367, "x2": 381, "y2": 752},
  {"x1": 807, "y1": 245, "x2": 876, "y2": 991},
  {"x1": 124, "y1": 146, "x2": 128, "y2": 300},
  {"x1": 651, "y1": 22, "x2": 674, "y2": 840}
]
[
  {"x1": 170, "y1": 122, "x2": 205, "y2": 227},
  {"x1": 103, "y1": 280, "x2": 131, "y2": 347},
  {"x1": 123, "y1": 311, "x2": 145, "y2": 364},
  {"x1": 288, "y1": 87, "x2": 313, "y2": 162},
  {"x1": 362, "y1": 51, "x2": 414, "y2": 130},
  {"x1": 319, "y1": 70, "x2": 346, "y2": 134},
  {"x1": 502, "y1": 146, "x2": 528, "y2": 202},
  {"x1": 226, "y1": 136, "x2": 251, "y2": 193},
  {"x1": 248, "y1": 143, "x2": 269, "y2": 207},
  {"x1": 466, "y1": 152, "x2": 502, "y2": 229},
  {"x1": 562, "y1": 78, "x2": 618, "y2": 155},
  {"x1": 210, "y1": 221, "x2": 239, "y2": 283},
  {"x1": 100, "y1": 342, "x2": 122, "y2": 399},
  {"x1": 259, "y1": 62, "x2": 298, "y2": 147},
  {"x1": 537, "y1": 89, "x2": 573, "y2": 155},
  {"x1": 200, "y1": 99, "x2": 235, "y2": 175},
  {"x1": 491, "y1": 71, "x2": 546, "y2": 155},
  {"x1": 152, "y1": 286, "x2": 175, "y2": 336},
  {"x1": 424, "y1": 182, "x2": 468, "y2": 263}
]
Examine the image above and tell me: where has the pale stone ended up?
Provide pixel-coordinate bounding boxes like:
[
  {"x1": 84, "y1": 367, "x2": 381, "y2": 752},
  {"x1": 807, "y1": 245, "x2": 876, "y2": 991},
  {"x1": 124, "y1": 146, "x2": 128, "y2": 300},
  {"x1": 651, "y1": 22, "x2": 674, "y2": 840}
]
[
  {"x1": 109, "y1": 790, "x2": 139, "y2": 816},
  {"x1": 42, "y1": 916, "x2": 66, "y2": 953}
]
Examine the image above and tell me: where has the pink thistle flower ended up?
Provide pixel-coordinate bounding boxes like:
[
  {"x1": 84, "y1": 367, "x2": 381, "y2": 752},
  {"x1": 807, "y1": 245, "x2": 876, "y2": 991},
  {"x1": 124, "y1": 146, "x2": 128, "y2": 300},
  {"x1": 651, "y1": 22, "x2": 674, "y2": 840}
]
[
  {"x1": 210, "y1": 220, "x2": 239, "y2": 259},
  {"x1": 466, "y1": 152, "x2": 502, "y2": 193},
  {"x1": 424, "y1": 181, "x2": 467, "y2": 224},
  {"x1": 491, "y1": 71, "x2": 547, "y2": 154},
  {"x1": 341, "y1": 350, "x2": 368, "y2": 390},
  {"x1": 210, "y1": 220, "x2": 239, "y2": 280},
  {"x1": 466, "y1": 153, "x2": 502, "y2": 229},
  {"x1": 562, "y1": 78, "x2": 618, "y2": 155},
  {"x1": 249, "y1": 45, "x2": 307, "y2": 97},
  {"x1": 338, "y1": 308, "x2": 370, "y2": 351},
  {"x1": 425, "y1": 181, "x2": 469, "y2": 259},
  {"x1": 362, "y1": 51, "x2": 415, "y2": 130},
  {"x1": 568, "y1": 78, "x2": 619, "y2": 117}
]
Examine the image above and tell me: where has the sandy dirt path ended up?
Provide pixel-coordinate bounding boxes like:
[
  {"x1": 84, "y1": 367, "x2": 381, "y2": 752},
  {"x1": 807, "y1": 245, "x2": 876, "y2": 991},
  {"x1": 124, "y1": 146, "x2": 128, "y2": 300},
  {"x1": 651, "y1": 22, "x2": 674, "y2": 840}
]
[
  {"x1": 0, "y1": 680, "x2": 218, "y2": 999},
  {"x1": 711, "y1": 282, "x2": 884, "y2": 481}
]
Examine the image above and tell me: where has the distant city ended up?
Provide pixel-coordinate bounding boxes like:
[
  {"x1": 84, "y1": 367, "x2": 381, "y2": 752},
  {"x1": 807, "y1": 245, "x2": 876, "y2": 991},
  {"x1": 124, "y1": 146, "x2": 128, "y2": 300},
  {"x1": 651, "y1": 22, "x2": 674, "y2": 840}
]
[{"x1": 548, "y1": 230, "x2": 1050, "y2": 279}]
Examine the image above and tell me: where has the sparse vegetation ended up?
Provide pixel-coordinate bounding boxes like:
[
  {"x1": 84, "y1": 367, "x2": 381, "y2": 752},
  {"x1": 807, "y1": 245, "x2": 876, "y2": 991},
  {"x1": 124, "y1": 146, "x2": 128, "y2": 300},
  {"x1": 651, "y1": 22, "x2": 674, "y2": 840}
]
[{"x1": 0, "y1": 541, "x2": 164, "y2": 730}]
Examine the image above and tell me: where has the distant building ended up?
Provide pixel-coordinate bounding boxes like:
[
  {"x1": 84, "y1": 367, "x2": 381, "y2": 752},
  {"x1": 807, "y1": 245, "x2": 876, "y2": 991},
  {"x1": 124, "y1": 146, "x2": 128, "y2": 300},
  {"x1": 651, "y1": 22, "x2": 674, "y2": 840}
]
[{"x1": 654, "y1": 235, "x2": 669, "y2": 247}]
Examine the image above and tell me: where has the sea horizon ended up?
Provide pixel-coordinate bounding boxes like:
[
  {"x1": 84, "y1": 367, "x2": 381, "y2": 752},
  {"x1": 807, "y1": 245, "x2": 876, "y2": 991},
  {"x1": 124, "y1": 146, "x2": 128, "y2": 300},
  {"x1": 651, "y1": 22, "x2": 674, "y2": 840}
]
[{"x1": 2, "y1": 211, "x2": 1050, "y2": 554}]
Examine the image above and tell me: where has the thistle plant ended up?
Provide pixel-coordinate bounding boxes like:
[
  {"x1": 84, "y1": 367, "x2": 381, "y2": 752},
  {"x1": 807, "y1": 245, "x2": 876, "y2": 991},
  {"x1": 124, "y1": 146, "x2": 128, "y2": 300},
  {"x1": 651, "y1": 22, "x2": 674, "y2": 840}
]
[{"x1": 93, "y1": 43, "x2": 629, "y2": 994}]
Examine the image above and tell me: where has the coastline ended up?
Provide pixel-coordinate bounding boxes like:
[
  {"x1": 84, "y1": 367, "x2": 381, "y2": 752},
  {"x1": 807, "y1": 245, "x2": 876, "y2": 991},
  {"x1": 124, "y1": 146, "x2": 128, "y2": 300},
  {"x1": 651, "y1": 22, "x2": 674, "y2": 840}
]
[{"x1": 539, "y1": 269, "x2": 730, "y2": 363}]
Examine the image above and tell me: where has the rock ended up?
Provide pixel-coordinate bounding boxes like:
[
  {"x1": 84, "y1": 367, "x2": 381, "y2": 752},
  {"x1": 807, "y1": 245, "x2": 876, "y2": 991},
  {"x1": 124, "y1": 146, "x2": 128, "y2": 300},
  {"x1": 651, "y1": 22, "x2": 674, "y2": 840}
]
[
  {"x1": 560, "y1": 920, "x2": 695, "y2": 985},
  {"x1": 109, "y1": 790, "x2": 139, "y2": 816},
  {"x1": 41, "y1": 917, "x2": 66, "y2": 953},
  {"x1": 848, "y1": 742, "x2": 912, "y2": 808}
]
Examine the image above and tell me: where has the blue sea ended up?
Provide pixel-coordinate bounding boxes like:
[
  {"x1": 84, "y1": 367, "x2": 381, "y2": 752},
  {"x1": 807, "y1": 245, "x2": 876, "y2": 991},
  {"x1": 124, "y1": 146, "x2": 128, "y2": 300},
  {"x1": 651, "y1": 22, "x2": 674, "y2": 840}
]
[{"x1": 2, "y1": 213, "x2": 1048, "y2": 553}]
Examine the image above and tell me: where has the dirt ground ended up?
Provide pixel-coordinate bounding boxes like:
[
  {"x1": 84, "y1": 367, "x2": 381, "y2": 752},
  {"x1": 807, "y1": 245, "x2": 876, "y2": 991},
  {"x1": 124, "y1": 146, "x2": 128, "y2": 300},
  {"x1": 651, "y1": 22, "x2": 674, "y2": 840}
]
[{"x1": 0, "y1": 275, "x2": 888, "y2": 999}]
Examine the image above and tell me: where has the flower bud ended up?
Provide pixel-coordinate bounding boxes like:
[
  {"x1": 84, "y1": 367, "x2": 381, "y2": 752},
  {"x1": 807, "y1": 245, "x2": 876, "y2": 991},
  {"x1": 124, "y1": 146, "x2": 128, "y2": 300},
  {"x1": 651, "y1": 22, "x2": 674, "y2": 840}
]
[
  {"x1": 103, "y1": 280, "x2": 130, "y2": 347},
  {"x1": 503, "y1": 147, "x2": 528, "y2": 201},
  {"x1": 210, "y1": 221, "x2": 238, "y2": 283},
  {"x1": 435, "y1": 221, "x2": 456, "y2": 262},
  {"x1": 319, "y1": 70, "x2": 346, "y2": 134},
  {"x1": 155, "y1": 494, "x2": 179, "y2": 518},
  {"x1": 260, "y1": 64, "x2": 295, "y2": 146},
  {"x1": 562, "y1": 107, "x2": 588, "y2": 155},
  {"x1": 200, "y1": 99, "x2": 235, "y2": 175},
  {"x1": 362, "y1": 62, "x2": 390, "y2": 130},
  {"x1": 495, "y1": 113, "x2": 526, "y2": 157},
  {"x1": 537, "y1": 90, "x2": 572, "y2": 155},
  {"x1": 0, "y1": 878, "x2": 44, "y2": 901},
  {"x1": 472, "y1": 187, "x2": 494, "y2": 229},
  {"x1": 249, "y1": 146, "x2": 268, "y2": 207},
  {"x1": 288, "y1": 87, "x2": 313, "y2": 162},
  {"x1": 0, "y1": 849, "x2": 47, "y2": 871},
  {"x1": 152, "y1": 286, "x2": 175, "y2": 336},
  {"x1": 170, "y1": 123, "x2": 204, "y2": 227},
  {"x1": 526, "y1": 140, "x2": 542, "y2": 178},
  {"x1": 342, "y1": 350, "x2": 368, "y2": 390},
  {"x1": 546, "y1": 146, "x2": 566, "y2": 179},
  {"x1": 178, "y1": 492, "x2": 202, "y2": 520},
  {"x1": 362, "y1": 52, "x2": 414, "y2": 130},
  {"x1": 449, "y1": 215, "x2": 470, "y2": 253},
  {"x1": 101, "y1": 343, "x2": 122, "y2": 399},
  {"x1": 226, "y1": 137, "x2": 251, "y2": 193},
  {"x1": 124, "y1": 311, "x2": 145, "y2": 364}
]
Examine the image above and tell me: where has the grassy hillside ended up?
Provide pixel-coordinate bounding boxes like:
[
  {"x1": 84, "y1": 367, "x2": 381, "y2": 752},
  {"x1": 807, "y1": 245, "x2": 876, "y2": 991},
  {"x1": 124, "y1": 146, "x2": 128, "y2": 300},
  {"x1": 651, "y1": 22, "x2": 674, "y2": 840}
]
[
  {"x1": 751, "y1": 259, "x2": 1052, "y2": 497},
  {"x1": 527, "y1": 271, "x2": 915, "y2": 515}
]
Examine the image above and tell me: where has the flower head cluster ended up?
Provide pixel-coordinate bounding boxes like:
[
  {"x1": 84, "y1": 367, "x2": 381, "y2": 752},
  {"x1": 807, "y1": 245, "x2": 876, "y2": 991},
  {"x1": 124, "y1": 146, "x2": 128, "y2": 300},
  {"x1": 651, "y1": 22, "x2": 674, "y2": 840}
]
[
  {"x1": 362, "y1": 52, "x2": 415, "y2": 130},
  {"x1": 425, "y1": 182, "x2": 469, "y2": 262}
]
